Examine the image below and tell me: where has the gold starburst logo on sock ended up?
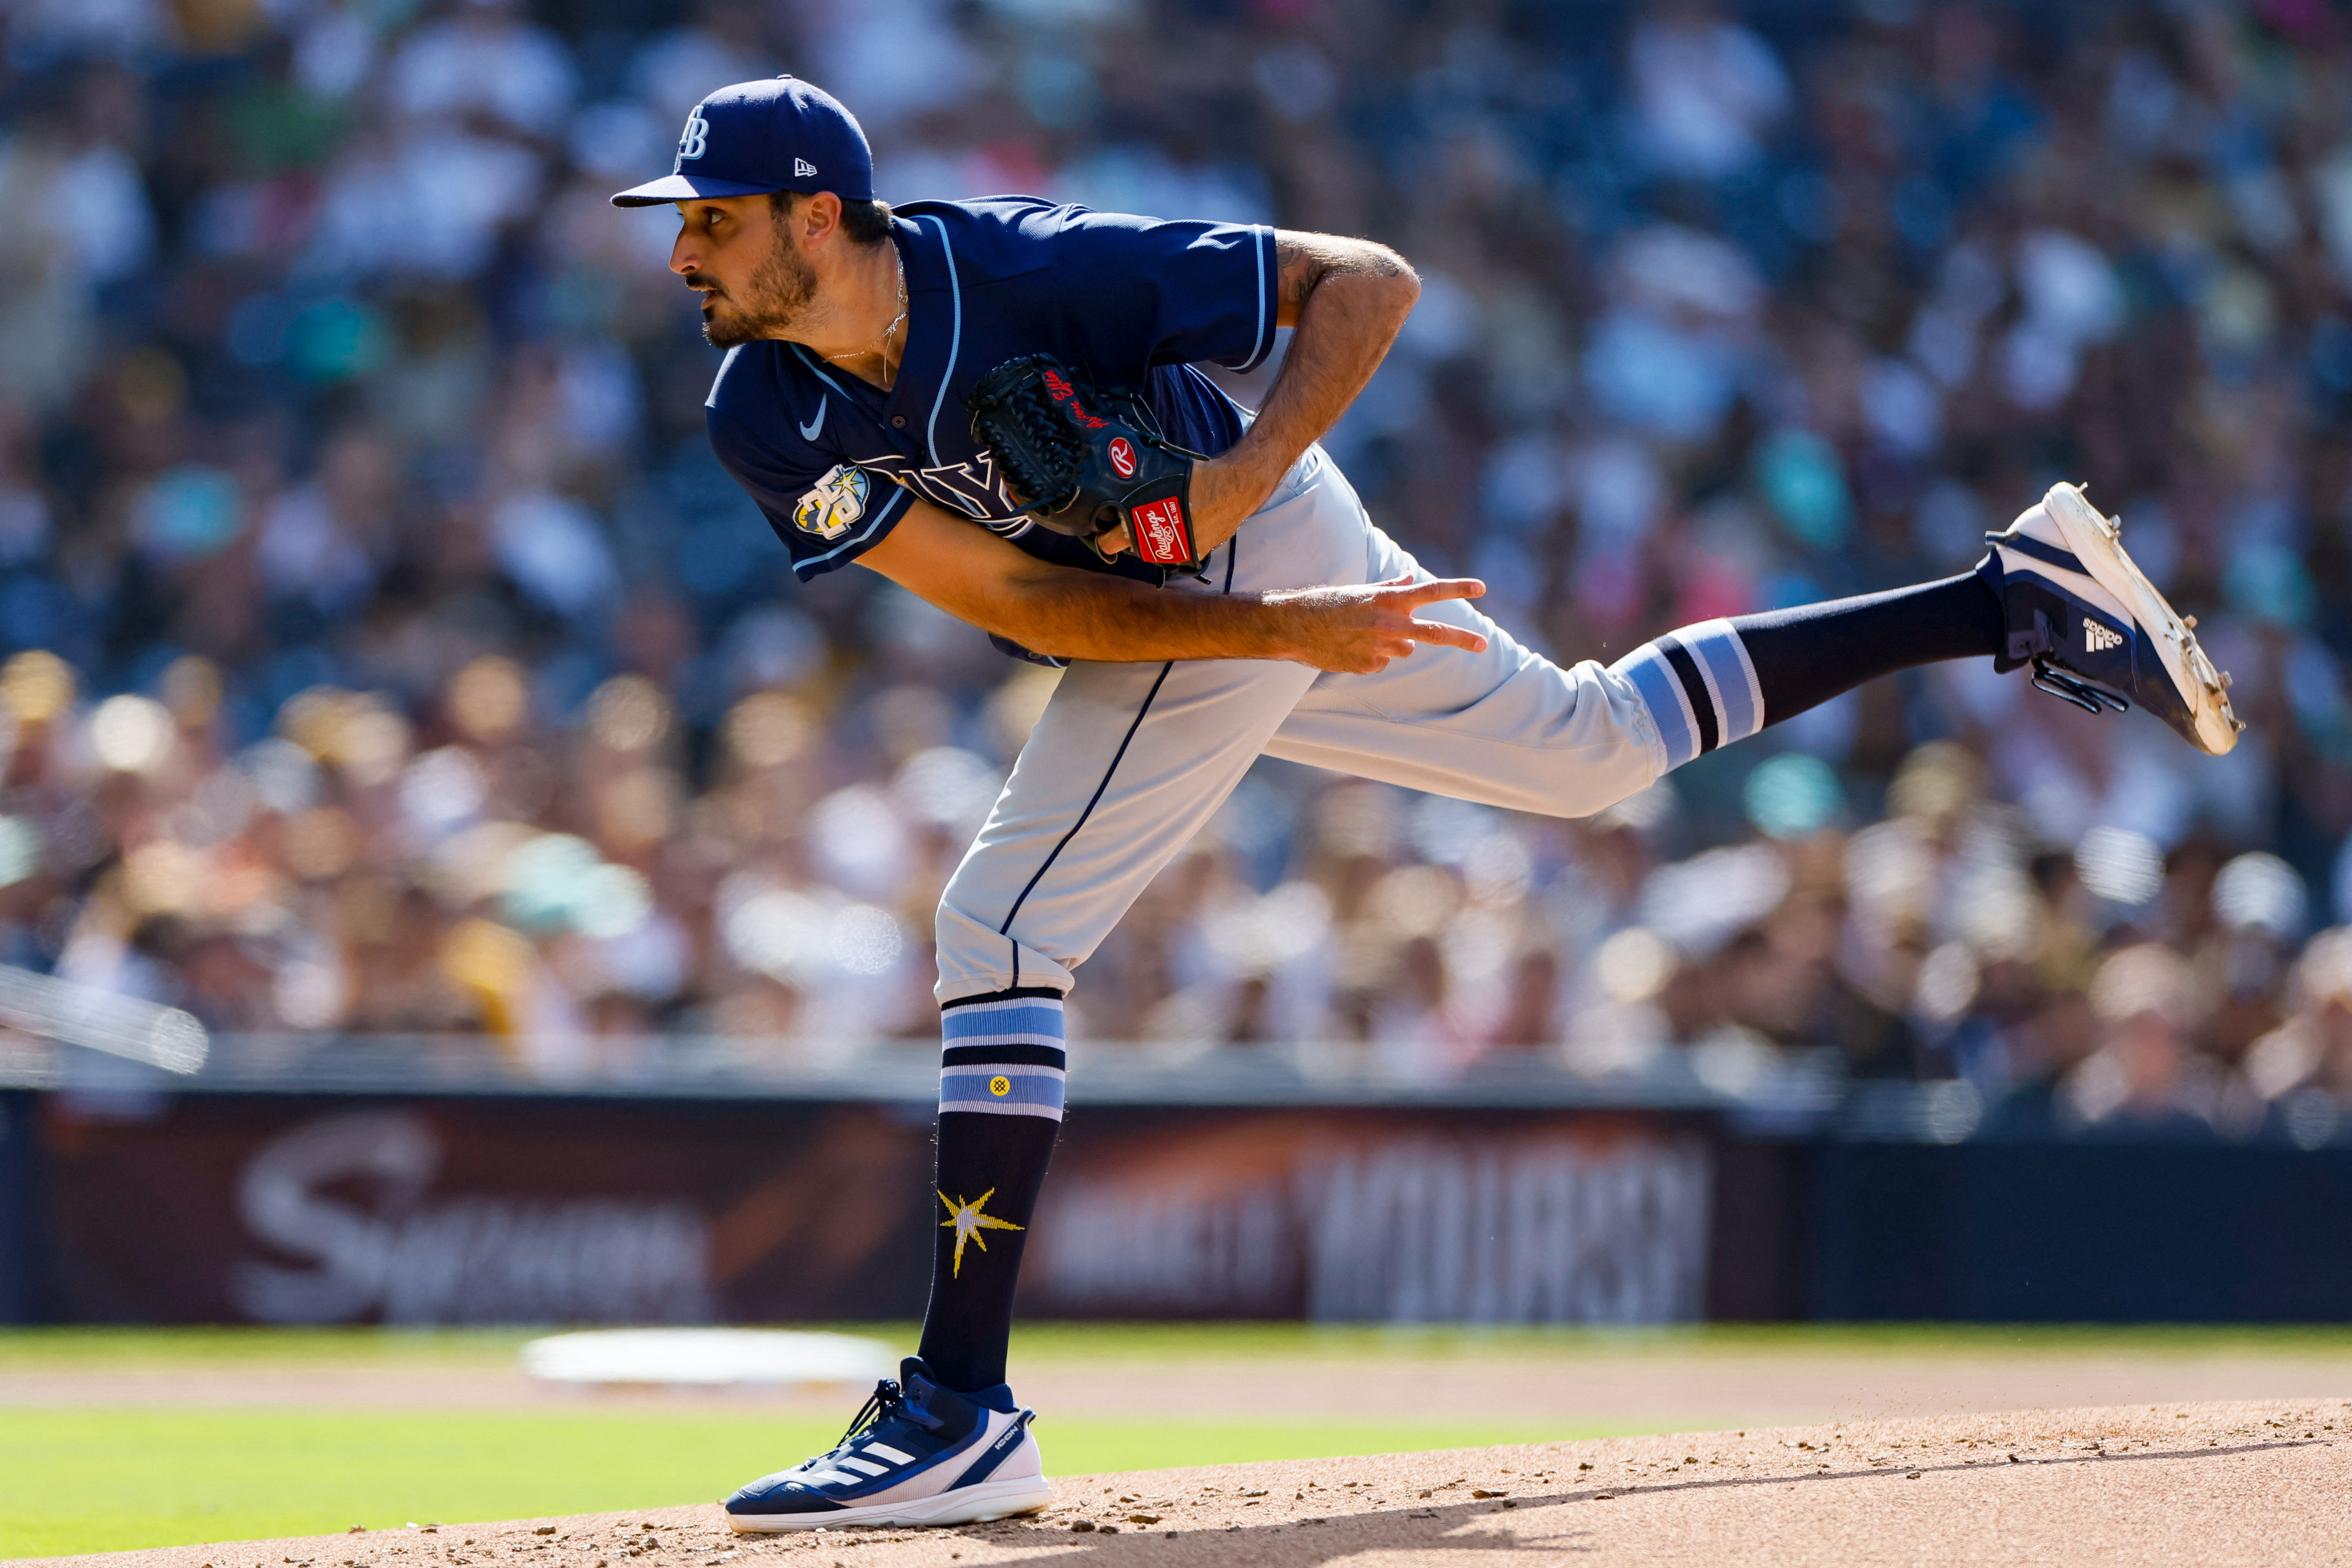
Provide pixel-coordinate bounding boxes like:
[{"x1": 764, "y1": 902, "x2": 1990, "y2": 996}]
[{"x1": 938, "y1": 1188, "x2": 1023, "y2": 1278}]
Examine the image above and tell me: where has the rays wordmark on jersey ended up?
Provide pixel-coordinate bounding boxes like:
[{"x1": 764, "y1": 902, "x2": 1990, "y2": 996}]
[
  {"x1": 793, "y1": 464, "x2": 870, "y2": 540},
  {"x1": 860, "y1": 450, "x2": 1024, "y2": 530}
]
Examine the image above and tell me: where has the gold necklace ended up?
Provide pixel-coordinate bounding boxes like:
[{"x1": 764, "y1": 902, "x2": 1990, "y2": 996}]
[{"x1": 821, "y1": 244, "x2": 907, "y2": 389}]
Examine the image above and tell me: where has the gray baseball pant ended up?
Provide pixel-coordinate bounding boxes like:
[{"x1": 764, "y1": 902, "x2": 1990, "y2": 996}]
[{"x1": 933, "y1": 445, "x2": 1668, "y2": 1004}]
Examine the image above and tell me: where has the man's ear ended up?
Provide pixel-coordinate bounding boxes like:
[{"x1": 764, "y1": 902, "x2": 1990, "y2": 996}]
[{"x1": 798, "y1": 190, "x2": 844, "y2": 249}]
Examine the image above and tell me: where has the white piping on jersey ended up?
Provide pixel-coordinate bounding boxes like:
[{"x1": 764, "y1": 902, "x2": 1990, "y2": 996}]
[
  {"x1": 922, "y1": 214, "x2": 963, "y2": 468},
  {"x1": 1239, "y1": 226, "x2": 1273, "y2": 374},
  {"x1": 705, "y1": 345, "x2": 745, "y2": 407}
]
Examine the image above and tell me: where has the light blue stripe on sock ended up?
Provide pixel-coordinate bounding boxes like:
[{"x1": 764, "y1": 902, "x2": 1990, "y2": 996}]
[
  {"x1": 1616, "y1": 648, "x2": 1696, "y2": 770},
  {"x1": 940, "y1": 1068, "x2": 1066, "y2": 1117},
  {"x1": 942, "y1": 1003, "x2": 1065, "y2": 1042},
  {"x1": 1685, "y1": 621, "x2": 1761, "y2": 744}
]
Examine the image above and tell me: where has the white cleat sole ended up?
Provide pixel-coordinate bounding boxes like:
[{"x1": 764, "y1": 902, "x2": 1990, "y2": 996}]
[
  {"x1": 724, "y1": 1475, "x2": 1055, "y2": 1533},
  {"x1": 2040, "y1": 482, "x2": 2243, "y2": 756}
]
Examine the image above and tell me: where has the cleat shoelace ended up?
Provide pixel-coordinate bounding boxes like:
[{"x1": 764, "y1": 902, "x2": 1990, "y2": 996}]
[
  {"x1": 797, "y1": 1377, "x2": 947, "y2": 1475},
  {"x1": 837, "y1": 1377, "x2": 905, "y2": 1449}
]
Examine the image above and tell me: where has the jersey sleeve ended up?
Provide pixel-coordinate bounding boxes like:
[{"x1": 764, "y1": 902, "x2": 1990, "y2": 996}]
[
  {"x1": 1048, "y1": 207, "x2": 1281, "y2": 376},
  {"x1": 706, "y1": 405, "x2": 913, "y2": 581}
]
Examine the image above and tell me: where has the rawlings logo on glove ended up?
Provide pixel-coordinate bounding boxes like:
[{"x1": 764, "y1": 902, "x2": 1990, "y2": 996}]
[{"x1": 965, "y1": 353, "x2": 1207, "y2": 573}]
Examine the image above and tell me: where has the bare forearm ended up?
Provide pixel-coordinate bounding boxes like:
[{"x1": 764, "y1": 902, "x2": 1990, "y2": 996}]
[
  {"x1": 993, "y1": 572, "x2": 1295, "y2": 663},
  {"x1": 857, "y1": 497, "x2": 1484, "y2": 674},
  {"x1": 987, "y1": 569, "x2": 1489, "y2": 675}
]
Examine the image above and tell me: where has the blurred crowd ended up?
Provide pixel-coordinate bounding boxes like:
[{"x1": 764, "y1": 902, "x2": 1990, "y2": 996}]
[{"x1": 3, "y1": 0, "x2": 2352, "y2": 1141}]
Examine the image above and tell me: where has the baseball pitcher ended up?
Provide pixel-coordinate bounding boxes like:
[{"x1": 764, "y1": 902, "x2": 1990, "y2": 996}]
[{"x1": 612, "y1": 76, "x2": 2240, "y2": 1532}]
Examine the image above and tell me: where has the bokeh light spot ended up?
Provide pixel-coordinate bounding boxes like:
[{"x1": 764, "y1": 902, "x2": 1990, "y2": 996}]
[{"x1": 1744, "y1": 753, "x2": 1843, "y2": 839}]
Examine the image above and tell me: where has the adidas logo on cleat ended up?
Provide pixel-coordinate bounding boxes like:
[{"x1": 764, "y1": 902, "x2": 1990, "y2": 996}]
[{"x1": 2083, "y1": 618, "x2": 2124, "y2": 653}]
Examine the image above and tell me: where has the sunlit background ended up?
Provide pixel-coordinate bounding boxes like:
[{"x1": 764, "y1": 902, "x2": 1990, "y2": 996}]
[
  {"x1": 10, "y1": 11, "x2": 2352, "y2": 1556},
  {"x1": 0, "y1": 0, "x2": 2346, "y2": 1141}
]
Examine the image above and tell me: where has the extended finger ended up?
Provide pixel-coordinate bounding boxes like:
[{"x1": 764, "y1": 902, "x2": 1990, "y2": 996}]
[
  {"x1": 1397, "y1": 576, "x2": 1487, "y2": 606},
  {"x1": 1407, "y1": 617, "x2": 1489, "y2": 652}
]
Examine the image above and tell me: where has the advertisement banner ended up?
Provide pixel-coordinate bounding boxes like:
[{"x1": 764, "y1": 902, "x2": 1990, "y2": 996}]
[
  {"x1": 39, "y1": 1097, "x2": 937, "y2": 1324},
  {"x1": 1020, "y1": 1110, "x2": 1714, "y2": 1324},
  {"x1": 35, "y1": 1096, "x2": 1718, "y2": 1326}
]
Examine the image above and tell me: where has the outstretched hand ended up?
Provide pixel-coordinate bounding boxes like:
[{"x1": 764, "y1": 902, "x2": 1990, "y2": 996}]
[{"x1": 1264, "y1": 574, "x2": 1489, "y2": 673}]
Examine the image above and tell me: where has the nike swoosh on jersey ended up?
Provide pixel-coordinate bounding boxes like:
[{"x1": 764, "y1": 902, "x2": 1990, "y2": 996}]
[{"x1": 799, "y1": 399, "x2": 826, "y2": 442}]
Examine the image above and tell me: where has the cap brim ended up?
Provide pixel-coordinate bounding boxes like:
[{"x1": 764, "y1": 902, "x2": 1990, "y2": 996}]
[{"x1": 610, "y1": 173, "x2": 781, "y2": 207}]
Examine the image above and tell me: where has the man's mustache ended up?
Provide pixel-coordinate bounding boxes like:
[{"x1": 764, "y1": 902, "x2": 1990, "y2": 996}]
[{"x1": 683, "y1": 273, "x2": 725, "y2": 300}]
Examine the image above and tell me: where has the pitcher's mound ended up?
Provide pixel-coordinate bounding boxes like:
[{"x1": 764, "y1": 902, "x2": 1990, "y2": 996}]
[{"x1": 17, "y1": 1400, "x2": 2347, "y2": 1568}]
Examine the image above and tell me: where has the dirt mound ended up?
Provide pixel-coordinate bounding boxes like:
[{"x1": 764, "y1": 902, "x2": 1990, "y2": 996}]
[{"x1": 16, "y1": 1400, "x2": 2346, "y2": 1568}]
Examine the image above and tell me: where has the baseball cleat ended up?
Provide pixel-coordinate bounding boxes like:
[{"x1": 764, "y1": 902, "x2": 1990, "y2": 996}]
[
  {"x1": 722, "y1": 1357, "x2": 1050, "y2": 1532},
  {"x1": 1978, "y1": 482, "x2": 2243, "y2": 756}
]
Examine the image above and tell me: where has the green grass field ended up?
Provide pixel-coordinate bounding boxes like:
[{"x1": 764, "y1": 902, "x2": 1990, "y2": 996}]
[
  {"x1": 6, "y1": 1324, "x2": 2351, "y2": 1560},
  {"x1": 0, "y1": 1325, "x2": 1618, "y2": 1560},
  {"x1": 0, "y1": 1406, "x2": 1599, "y2": 1560}
]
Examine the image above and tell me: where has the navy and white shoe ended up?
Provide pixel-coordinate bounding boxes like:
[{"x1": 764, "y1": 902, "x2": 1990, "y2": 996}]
[
  {"x1": 722, "y1": 1358, "x2": 1050, "y2": 1532},
  {"x1": 1979, "y1": 482, "x2": 2244, "y2": 756}
]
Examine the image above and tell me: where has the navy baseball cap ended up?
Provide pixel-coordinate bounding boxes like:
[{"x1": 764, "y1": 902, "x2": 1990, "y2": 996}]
[{"x1": 610, "y1": 76, "x2": 873, "y2": 207}]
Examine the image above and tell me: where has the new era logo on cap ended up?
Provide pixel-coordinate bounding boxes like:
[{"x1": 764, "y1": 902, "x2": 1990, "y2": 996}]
[{"x1": 795, "y1": 157, "x2": 817, "y2": 177}]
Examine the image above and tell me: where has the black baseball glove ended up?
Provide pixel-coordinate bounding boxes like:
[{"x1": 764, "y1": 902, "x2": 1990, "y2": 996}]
[{"x1": 965, "y1": 353, "x2": 1208, "y2": 573}]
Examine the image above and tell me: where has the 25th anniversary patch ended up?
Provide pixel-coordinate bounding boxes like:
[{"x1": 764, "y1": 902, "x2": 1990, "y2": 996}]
[{"x1": 794, "y1": 464, "x2": 869, "y2": 540}]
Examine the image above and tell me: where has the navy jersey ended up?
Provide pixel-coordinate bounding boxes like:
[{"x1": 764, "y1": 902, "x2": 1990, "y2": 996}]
[{"x1": 704, "y1": 197, "x2": 1280, "y2": 583}]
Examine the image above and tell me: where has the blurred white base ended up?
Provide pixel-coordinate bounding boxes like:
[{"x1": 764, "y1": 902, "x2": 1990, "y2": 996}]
[{"x1": 519, "y1": 1328, "x2": 895, "y2": 1389}]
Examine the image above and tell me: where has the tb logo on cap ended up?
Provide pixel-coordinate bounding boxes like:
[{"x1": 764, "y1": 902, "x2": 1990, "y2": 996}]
[{"x1": 675, "y1": 108, "x2": 711, "y2": 167}]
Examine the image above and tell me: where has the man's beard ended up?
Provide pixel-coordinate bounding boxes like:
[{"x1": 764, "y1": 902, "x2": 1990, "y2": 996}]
[{"x1": 694, "y1": 231, "x2": 818, "y2": 349}]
